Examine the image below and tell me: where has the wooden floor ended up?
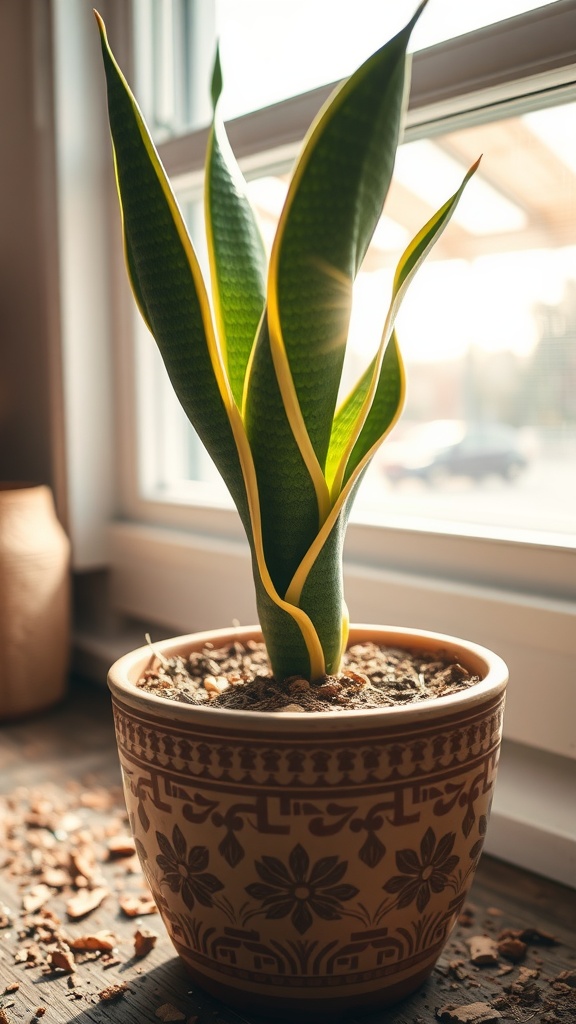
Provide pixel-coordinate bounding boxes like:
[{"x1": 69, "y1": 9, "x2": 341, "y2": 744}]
[{"x1": 1, "y1": 678, "x2": 575, "y2": 1024}]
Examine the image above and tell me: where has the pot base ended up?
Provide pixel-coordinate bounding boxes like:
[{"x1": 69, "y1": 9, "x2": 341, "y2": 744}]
[{"x1": 176, "y1": 943, "x2": 436, "y2": 1021}]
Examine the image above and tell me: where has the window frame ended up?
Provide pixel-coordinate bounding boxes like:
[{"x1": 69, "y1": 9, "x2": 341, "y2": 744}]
[{"x1": 101, "y1": 0, "x2": 576, "y2": 765}]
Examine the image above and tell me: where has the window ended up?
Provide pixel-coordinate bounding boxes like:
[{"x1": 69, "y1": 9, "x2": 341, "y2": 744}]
[
  {"x1": 134, "y1": 0, "x2": 561, "y2": 135},
  {"x1": 61, "y1": 1, "x2": 576, "y2": 884},
  {"x1": 137, "y1": 105, "x2": 576, "y2": 540},
  {"x1": 122, "y1": 4, "x2": 576, "y2": 547}
]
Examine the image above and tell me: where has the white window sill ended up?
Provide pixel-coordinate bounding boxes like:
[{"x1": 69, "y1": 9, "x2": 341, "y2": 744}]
[{"x1": 486, "y1": 740, "x2": 576, "y2": 890}]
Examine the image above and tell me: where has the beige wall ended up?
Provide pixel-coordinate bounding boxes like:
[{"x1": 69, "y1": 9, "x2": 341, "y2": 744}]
[{"x1": 0, "y1": 1, "x2": 66, "y2": 522}]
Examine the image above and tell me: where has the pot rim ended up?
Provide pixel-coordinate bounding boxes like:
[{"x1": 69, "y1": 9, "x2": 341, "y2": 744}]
[{"x1": 108, "y1": 623, "x2": 508, "y2": 733}]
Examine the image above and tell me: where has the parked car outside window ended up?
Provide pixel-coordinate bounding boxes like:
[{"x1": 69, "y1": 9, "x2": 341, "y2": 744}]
[{"x1": 381, "y1": 420, "x2": 530, "y2": 485}]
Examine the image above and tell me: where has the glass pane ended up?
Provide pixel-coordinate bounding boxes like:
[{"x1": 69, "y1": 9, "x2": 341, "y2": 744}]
[
  {"x1": 145, "y1": 96, "x2": 576, "y2": 539},
  {"x1": 135, "y1": 1, "x2": 558, "y2": 137},
  {"x1": 352, "y1": 102, "x2": 576, "y2": 537}
]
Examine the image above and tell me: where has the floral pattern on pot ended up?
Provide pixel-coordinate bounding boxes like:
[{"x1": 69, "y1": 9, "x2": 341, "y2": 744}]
[
  {"x1": 245, "y1": 843, "x2": 359, "y2": 934},
  {"x1": 156, "y1": 824, "x2": 224, "y2": 911},
  {"x1": 383, "y1": 827, "x2": 459, "y2": 913},
  {"x1": 112, "y1": 691, "x2": 505, "y2": 1005}
]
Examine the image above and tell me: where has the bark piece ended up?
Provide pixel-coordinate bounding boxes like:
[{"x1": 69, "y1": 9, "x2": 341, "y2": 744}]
[
  {"x1": 448, "y1": 959, "x2": 469, "y2": 981},
  {"x1": 17, "y1": 942, "x2": 42, "y2": 965},
  {"x1": 498, "y1": 925, "x2": 558, "y2": 946},
  {"x1": 466, "y1": 935, "x2": 499, "y2": 965},
  {"x1": 497, "y1": 936, "x2": 527, "y2": 962},
  {"x1": 69, "y1": 848, "x2": 102, "y2": 885},
  {"x1": 501, "y1": 967, "x2": 542, "y2": 1008},
  {"x1": 101, "y1": 954, "x2": 122, "y2": 969},
  {"x1": 66, "y1": 885, "x2": 109, "y2": 919},
  {"x1": 40, "y1": 867, "x2": 69, "y2": 888},
  {"x1": 22, "y1": 884, "x2": 52, "y2": 913},
  {"x1": 57, "y1": 811, "x2": 82, "y2": 833},
  {"x1": 118, "y1": 892, "x2": 157, "y2": 917},
  {"x1": 68, "y1": 930, "x2": 116, "y2": 952},
  {"x1": 554, "y1": 970, "x2": 576, "y2": 988},
  {"x1": 0, "y1": 906, "x2": 13, "y2": 928},
  {"x1": 107, "y1": 835, "x2": 136, "y2": 858},
  {"x1": 134, "y1": 927, "x2": 158, "y2": 958},
  {"x1": 458, "y1": 906, "x2": 475, "y2": 927},
  {"x1": 98, "y1": 982, "x2": 130, "y2": 1002},
  {"x1": 515, "y1": 966, "x2": 540, "y2": 986},
  {"x1": 436, "y1": 1002, "x2": 500, "y2": 1023},
  {"x1": 155, "y1": 1005, "x2": 186, "y2": 1022},
  {"x1": 49, "y1": 946, "x2": 75, "y2": 973},
  {"x1": 518, "y1": 926, "x2": 558, "y2": 946}
]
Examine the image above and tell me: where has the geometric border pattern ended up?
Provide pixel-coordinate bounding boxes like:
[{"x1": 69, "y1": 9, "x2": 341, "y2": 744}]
[{"x1": 113, "y1": 691, "x2": 505, "y2": 1002}]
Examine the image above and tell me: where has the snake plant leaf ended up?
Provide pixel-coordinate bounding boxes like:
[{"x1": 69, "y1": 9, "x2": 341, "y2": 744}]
[
  {"x1": 244, "y1": 316, "x2": 322, "y2": 598},
  {"x1": 98, "y1": 3, "x2": 482, "y2": 686},
  {"x1": 98, "y1": 13, "x2": 327, "y2": 683},
  {"x1": 286, "y1": 472, "x2": 367, "y2": 676},
  {"x1": 268, "y1": 3, "x2": 425, "y2": 487},
  {"x1": 97, "y1": 15, "x2": 253, "y2": 535},
  {"x1": 210, "y1": 43, "x2": 223, "y2": 109},
  {"x1": 253, "y1": 573, "x2": 318, "y2": 681},
  {"x1": 206, "y1": 47, "x2": 267, "y2": 409},
  {"x1": 291, "y1": 163, "x2": 480, "y2": 627},
  {"x1": 341, "y1": 335, "x2": 404, "y2": 488},
  {"x1": 325, "y1": 333, "x2": 404, "y2": 492},
  {"x1": 330, "y1": 157, "x2": 481, "y2": 497}
]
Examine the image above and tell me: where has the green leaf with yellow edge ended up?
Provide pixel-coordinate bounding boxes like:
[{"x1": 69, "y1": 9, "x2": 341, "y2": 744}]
[
  {"x1": 97, "y1": 16, "x2": 249, "y2": 528},
  {"x1": 205, "y1": 47, "x2": 267, "y2": 409},
  {"x1": 97, "y1": 3, "x2": 484, "y2": 686},
  {"x1": 289, "y1": 473, "x2": 367, "y2": 676},
  {"x1": 268, "y1": 4, "x2": 424, "y2": 481},
  {"x1": 253, "y1": 575, "x2": 315, "y2": 682},
  {"x1": 330, "y1": 158, "x2": 480, "y2": 498},
  {"x1": 98, "y1": 14, "x2": 326, "y2": 682},
  {"x1": 244, "y1": 3, "x2": 426, "y2": 609},
  {"x1": 98, "y1": 13, "x2": 331, "y2": 682},
  {"x1": 342, "y1": 334, "x2": 404, "y2": 488},
  {"x1": 244, "y1": 316, "x2": 322, "y2": 598},
  {"x1": 325, "y1": 332, "x2": 403, "y2": 492}
]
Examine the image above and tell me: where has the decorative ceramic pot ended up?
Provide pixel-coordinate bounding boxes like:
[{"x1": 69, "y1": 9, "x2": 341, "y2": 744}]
[
  {"x1": 108, "y1": 624, "x2": 507, "y2": 1020},
  {"x1": 0, "y1": 483, "x2": 70, "y2": 720}
]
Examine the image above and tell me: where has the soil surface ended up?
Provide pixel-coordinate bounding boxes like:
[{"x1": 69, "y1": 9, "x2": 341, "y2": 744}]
[{"x1": 136, "y1": 639, "x2": 480, "y2": 712}]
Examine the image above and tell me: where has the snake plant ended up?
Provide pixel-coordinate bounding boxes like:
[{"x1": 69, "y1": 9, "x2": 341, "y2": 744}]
[{"x1": 97, "y1": 5, "x2": 478, "y2": 683}]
